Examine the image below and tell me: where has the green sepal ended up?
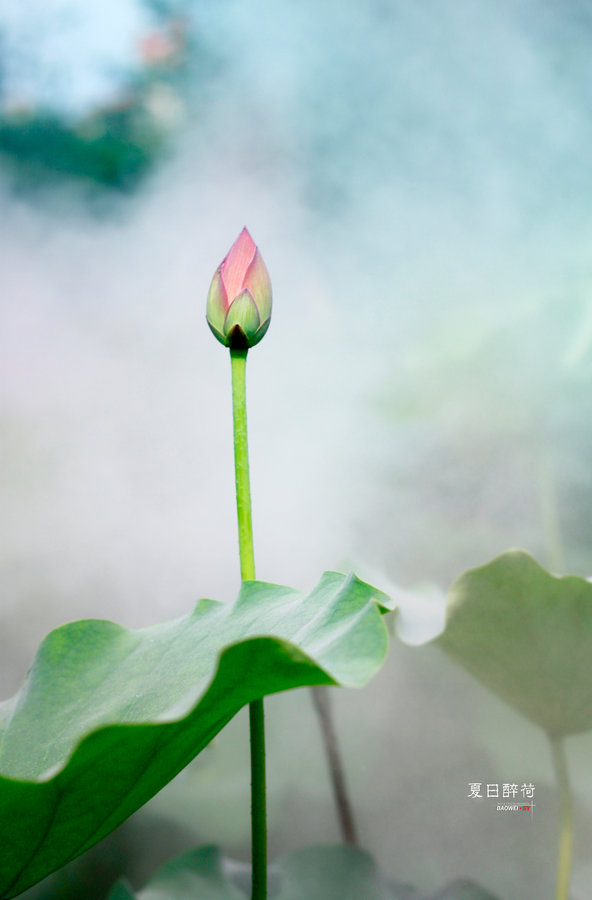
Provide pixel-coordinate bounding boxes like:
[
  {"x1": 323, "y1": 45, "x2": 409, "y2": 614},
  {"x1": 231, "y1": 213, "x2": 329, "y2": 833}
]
[
  {"x1": 223, "y1": 290, "x2": 260, "y2": 345},
  {"x1": 206, "y1": 269, "x2": 229, "y2": 342}
]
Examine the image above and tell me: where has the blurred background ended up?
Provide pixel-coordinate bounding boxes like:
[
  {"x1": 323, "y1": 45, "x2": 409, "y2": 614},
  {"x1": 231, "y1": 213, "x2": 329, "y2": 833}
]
[{"x1": 2, "y1": 0, "x2": 592, "y2": 897}]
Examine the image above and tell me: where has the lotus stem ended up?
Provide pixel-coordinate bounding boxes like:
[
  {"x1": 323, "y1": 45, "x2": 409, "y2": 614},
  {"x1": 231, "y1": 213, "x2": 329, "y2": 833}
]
[
  {"x1": 549, "y1": 736, "x2": 573, "y2": 900},
  {"x1": 230, "y1": 347, "x2": 267, "y2": 900}
]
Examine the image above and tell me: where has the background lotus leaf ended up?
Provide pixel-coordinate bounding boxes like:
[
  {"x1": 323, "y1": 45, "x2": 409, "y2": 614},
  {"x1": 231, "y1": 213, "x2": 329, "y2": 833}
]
[
  {"x1": 435, "y1": 549, "x2": 592, "y2": 737},
  {"x1": 107, "y1": 844, "x2": 498, "y2": 900}
]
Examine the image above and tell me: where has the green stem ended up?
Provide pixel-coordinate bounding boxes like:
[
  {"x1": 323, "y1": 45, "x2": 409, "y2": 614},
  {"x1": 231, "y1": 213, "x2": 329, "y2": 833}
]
[
  {"x1": 230, "y1": 348, "x2": 267, "y2": 900},
  {"x1": 249, "y1": 699, "x2": 267, "y2": 899},
  {"x1": 231, "y1": 349, "x2": 255, "y2": 582},
  {"x1": 550, "y1": 736, "x2": 573, "y2": 900}
]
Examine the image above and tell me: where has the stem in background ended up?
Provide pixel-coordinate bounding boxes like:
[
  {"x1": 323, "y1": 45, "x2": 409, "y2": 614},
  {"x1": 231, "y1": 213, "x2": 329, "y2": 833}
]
[
  {"x1": 549, "y1": 736, "x2": 573, "y2": 900},
  {"x1": 311, "y1": 686, "x2": 359, "y2": 845},
  {"x1": 230, "y1": 348, "x2": 267, "y2": 900}
]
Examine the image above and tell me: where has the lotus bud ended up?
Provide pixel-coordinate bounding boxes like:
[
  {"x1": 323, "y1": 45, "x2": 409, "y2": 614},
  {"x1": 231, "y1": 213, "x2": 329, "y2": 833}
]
[{"x1": 206, "y1": 228, "x2": 272, "y2": 349}]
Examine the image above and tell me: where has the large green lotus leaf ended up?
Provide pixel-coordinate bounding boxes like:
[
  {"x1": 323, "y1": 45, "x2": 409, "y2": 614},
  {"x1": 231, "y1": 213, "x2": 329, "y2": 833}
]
[
  {"x1": 0, "y1": 573, "x2": 391, "y2": 898},
  {"x1": 435, "y1": 549, "x2": 592, "y2": 737},
  {"x1": 107, "y1": 844, "x2": 498, "y2": 900}
]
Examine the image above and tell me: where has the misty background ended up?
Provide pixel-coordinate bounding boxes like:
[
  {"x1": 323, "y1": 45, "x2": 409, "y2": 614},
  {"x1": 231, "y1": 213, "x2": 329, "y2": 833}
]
[{"x1": 2, "y1": 1, "x2": 592, "y2": 898}]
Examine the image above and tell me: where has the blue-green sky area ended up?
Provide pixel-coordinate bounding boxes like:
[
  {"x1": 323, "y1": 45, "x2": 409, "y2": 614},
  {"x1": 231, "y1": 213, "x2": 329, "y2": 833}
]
[{"x1": 2, "y1": 3, "x2": 592, "y2": 898}]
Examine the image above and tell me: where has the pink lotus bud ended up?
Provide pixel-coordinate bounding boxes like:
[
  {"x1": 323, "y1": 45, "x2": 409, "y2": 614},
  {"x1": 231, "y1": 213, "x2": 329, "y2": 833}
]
[{"x1": 206, "y1": 228, "x2": 272, "y2": 349}]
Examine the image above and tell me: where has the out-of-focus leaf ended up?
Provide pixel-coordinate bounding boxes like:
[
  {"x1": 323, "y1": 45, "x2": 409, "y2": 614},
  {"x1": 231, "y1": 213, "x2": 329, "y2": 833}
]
[
  {"x1": 107, "y1": 845, "x2": 418, "y2": 899},
  {"x1": 436, "y1": 549, "x2": 592, "y2": 736},
  {"x1": 106, "y1": 883, "x2": 136, "y2": 900},
  {"x1": 106, "y1": 844, "x2": 501, "y2": 900},
  {"x1": 109, "y1": 847, "x2": 243, "y2": 900},
  {"x1": 430, "y1": 879, "x2": 500, "y2": 899},
  {"x1": 272, "y1": 845, "x2": 417, "y2": 899},
  {"x1": 0, "y1": 573, "x2": 391, "y2": 898}
]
